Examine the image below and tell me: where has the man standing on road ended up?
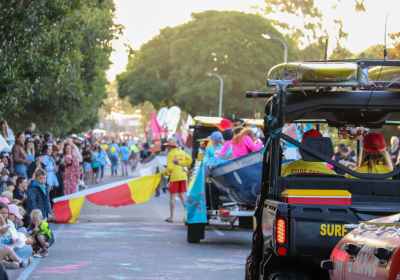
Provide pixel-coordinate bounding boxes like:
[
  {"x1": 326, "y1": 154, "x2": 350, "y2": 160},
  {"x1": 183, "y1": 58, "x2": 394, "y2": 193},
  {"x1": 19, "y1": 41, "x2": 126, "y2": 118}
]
[{"x1": 163, "y1": 139, "x2": 192, "y2": 223}]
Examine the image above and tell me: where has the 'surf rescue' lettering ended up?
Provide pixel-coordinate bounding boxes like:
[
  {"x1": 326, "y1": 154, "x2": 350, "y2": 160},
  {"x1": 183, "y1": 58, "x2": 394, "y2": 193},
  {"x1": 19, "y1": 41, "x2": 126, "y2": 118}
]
[{"x1": 320, "y1": 224, "x2": 347, "y2": 237}]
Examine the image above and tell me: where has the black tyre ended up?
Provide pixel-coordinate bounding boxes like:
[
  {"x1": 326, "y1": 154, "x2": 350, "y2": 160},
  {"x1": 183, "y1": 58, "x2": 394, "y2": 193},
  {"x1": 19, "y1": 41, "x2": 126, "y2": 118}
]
[{"x1": 187, "y1": 223, "x2": 205, "y2": 243}]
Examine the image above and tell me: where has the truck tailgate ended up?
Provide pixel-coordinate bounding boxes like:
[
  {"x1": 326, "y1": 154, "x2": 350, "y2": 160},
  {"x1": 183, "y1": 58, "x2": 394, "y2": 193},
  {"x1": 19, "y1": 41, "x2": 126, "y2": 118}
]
[{"x1": 262, "y1": 199, "x2": 400, "y2": 260}]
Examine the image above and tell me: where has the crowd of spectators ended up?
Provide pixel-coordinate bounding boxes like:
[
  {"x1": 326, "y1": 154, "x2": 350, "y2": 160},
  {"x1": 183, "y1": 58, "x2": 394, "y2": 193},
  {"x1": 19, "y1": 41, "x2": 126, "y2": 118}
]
[{"x1": 0, "y1": 120, "x2": 144, "y2": 273}]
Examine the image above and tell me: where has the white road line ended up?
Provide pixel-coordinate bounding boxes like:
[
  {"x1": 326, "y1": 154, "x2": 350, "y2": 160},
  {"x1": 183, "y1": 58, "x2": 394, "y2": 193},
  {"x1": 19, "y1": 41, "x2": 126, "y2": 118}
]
[{"x1": 16, "y1": 223, "x2": 65, "y2": 280}]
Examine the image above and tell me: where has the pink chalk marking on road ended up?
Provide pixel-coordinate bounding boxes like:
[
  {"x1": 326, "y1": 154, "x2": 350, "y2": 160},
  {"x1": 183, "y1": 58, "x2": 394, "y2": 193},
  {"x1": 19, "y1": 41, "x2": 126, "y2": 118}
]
[{"x1": 37, "y1": 261, "x2": 90, "y2": 274}]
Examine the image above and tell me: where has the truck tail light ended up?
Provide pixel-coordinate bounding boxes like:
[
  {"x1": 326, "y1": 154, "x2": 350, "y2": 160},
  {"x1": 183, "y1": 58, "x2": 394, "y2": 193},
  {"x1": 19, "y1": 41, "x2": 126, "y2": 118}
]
[{"x1": 276, "y1": 218, "x2": 287, "y2": 245}]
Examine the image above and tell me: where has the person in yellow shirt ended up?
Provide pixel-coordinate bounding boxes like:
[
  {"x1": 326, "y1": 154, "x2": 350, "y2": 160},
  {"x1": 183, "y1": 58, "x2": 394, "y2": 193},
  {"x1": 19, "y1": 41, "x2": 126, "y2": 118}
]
[
  {"x1": 354, "y1": 132, "x2": 393, "y2": 175},
  {"x1": 282, "y1": 129, "x2": 336, "y2": 177},
  {"x1": 163, "y1": 139, "x2": 192, "y2": 223}
]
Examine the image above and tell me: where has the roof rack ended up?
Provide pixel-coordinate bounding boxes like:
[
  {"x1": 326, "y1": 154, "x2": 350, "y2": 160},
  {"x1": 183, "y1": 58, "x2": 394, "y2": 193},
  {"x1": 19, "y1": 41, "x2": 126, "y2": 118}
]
[{"x1": 266, "y1": 59, "x2": 400, "y2": 91}]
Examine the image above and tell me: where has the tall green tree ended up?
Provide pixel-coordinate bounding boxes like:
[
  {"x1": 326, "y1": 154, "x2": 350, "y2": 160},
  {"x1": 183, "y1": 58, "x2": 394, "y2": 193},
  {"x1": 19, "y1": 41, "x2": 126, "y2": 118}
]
[
  {"x1": 117, "y1": 11, "x2": 296, "y2": 117},
  {"x1": 0, "y1": 0, "x2": 120, "y2": 135}
]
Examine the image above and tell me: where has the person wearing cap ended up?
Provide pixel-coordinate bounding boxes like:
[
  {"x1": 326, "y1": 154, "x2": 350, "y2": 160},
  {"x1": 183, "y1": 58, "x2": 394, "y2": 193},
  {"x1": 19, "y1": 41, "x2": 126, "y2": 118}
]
[
  {"x1": 8, "y1": 204, "x2": 25, "y2": 231},
  {"x1": 0, "y1": 202, "x2": 31, "y2": 268},
  {"x1": 282, "y1": 129, "x2": 336, "y2": 177},
  {"x1": 217, "y1": 118, "x2": 233, "y2": 132},
  {"x1": 163, "y1": 139, "x2": 192, "y2": 223},
  {"x1": 204, "y1": 131, "x2": 224, "y2": 163},
  {"x1": 354, "y1": 132, "x2": 393, "y2": 175}
]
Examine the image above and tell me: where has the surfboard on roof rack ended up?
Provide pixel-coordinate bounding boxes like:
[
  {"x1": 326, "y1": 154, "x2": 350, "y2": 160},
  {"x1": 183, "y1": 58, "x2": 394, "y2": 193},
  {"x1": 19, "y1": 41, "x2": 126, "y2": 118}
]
[{"x1": 267, "y1": 60, "x2": 400, "y2": 90}]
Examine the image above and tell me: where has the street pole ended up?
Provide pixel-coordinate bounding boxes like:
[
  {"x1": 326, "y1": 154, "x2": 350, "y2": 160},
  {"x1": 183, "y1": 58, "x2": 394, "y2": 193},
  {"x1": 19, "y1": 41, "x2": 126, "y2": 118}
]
[
  {"x1": 262, "y1": 34, "x2": 288, "y2": 63},
  {"x1": 207, "y1": 72, "x2": 224, "y2": 117}
]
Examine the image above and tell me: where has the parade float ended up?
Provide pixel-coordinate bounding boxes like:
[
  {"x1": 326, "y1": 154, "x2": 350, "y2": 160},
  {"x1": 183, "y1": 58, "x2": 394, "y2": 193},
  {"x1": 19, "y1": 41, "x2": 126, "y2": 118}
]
[{"x1": 186, "y1": 116, "x2": 264, "y2": 243}]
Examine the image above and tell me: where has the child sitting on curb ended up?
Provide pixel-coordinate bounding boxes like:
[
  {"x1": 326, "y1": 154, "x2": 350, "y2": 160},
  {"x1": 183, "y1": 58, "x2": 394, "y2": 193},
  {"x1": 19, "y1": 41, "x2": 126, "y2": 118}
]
[
  {"x1": 29, "y1": 209, "x2": 54, "y2": 258},
  {"x1": 0, "y1": 202, "x2": 30, "y2": 269}
]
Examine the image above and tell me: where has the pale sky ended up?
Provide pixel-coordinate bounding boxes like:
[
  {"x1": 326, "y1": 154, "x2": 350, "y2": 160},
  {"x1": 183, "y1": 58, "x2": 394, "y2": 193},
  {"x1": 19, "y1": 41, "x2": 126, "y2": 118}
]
[{"x1": 107, "y1": 0, "x2": 400, "y2": 81}]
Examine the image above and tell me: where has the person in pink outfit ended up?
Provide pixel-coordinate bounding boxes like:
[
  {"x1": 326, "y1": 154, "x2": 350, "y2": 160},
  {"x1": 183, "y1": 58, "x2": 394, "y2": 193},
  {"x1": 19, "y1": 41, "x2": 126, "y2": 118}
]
[
  {"x1": 62, "y1": 142, "x2": 80, "y2": 195},
  {"x1": 231, "y1": 128, "x2": 263, "y2": 158}
]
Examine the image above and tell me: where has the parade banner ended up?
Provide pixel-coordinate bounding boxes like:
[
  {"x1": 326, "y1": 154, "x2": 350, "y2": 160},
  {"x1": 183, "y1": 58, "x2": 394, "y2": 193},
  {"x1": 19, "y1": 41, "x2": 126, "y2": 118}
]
[
  {"x1": 53, "y1": 196, "x2": 85, "y2": 224},
  {"x1": 53, "y1": 174, "x2": 161, "y2": 224},
  {"x1": 185, "y1": 162, "x2": 207, "y2": 224},
  {"x1": 87, "y1": 174, "x2": 161, "y2": 206}
]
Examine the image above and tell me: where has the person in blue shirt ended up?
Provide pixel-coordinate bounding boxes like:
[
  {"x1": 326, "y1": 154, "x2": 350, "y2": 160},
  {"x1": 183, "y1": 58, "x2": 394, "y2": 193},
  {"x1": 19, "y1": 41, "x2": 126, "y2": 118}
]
[
  {"x1": 25, "y1": 138, "x2": 35, "y2": 163},
  {"x1": 108, "y1": 140, "x2": 120, "y2": 176},
  {"x1": 205, "y1": 132, "x2": 222, "y2": 158},
  {"x1": 97, "y1": 145, "x2": 108, "y2": 180},
  {"x1": 91, "y1": 145, "x2": 101, "y2": 184},
  {"x1": 205, "y1": 131, "x2": 225, "y2": 166},
  {"x1": 41, "y1": 145, "x2": 59, "y2": 191},
  {"x1": 120, "y1": 142, "x2": 130, "y2": 177}
]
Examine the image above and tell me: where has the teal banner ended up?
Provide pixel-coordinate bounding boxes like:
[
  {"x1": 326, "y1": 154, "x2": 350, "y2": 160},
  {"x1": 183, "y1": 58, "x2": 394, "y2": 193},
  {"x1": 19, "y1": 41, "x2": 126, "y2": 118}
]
[{"x1": 185, "y1": 162, "x2": 207, "y2": 224}]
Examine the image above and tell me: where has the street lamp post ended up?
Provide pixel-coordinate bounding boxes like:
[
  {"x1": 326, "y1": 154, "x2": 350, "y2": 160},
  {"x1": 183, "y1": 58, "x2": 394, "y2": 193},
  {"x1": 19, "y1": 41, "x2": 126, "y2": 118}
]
[
  {"x1": 262, "y1": 33, "x2": 288, "y2": 63},
  {"x1": 207, "y1": 72, "x2": 224, "y2": 117}
]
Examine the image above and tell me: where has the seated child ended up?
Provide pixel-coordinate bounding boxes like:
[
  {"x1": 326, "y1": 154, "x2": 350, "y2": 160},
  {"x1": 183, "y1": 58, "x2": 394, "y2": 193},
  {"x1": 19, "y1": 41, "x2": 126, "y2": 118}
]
[
  {"x1": 0, "y1": 202, "x2": 30, "y2": 268},
  {"x1": 8, "y1": 204, "x2": 27, "y2": 233},
  {"x1": 29, "y1": 209, "x2": 54, "y2": 258}
]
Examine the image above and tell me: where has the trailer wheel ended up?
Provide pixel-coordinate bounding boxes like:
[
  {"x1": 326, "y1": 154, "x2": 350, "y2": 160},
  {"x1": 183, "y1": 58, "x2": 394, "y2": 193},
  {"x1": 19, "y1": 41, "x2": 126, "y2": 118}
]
[
  {"x1": 239, "y1": 217, "x2": 254, "y2": 229},
  {"x1": 187, "y1": 223, "x2": 205, "y2": 243}
]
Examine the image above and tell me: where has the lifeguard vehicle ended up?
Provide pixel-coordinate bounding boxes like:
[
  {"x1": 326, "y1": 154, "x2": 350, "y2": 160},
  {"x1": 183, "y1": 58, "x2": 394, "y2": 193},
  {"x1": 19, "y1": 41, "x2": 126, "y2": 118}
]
[{"x1": 245, "y1": 60, "x2": 400, "y2": 280}]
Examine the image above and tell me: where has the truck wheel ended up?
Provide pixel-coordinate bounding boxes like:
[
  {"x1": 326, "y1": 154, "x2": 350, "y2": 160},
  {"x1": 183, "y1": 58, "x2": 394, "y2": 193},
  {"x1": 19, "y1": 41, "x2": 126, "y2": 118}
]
[
  {"x1": 239, "y1": 217, "x2": 254, "y2": 229},
  {"x1": 267, "y1": 272, "x2": 310, "y2": 280},
  {"x1": 187, "y1": 223, "x2": 205, "y2": 243}
]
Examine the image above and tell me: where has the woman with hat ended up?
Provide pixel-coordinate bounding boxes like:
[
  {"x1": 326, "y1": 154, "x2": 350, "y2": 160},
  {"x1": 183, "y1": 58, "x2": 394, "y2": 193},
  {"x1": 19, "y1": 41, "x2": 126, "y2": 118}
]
[
  {"x1": 216, "y1": 119, "x2": 235, "y2": 160},
  {"x1": 163, "y1": 139, "x2": 192, "y2": 223},
  {"x1": 204, "y1": 131, "x2": 224, "y2": 163},
  {"x1": 355, "y1": 132, "x2": 393, "y2": 175}
]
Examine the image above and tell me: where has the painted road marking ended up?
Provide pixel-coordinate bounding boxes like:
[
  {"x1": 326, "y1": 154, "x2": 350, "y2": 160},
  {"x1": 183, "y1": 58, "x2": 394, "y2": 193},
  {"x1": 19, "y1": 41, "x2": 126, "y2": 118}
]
[{"x1": 211, "y1": 227, "x2": 225, "y2": 236}]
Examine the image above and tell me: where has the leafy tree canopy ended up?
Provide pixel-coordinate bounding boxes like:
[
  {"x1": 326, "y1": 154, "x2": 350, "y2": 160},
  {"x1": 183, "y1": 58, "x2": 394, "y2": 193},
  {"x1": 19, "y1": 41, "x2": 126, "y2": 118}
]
[
  {"x1": 263, "y1": 0, "x2": 363, "y2": 49},
  {"x1": 117, "y1": 11, "x2": 297, "y2": 117},
  {"x1": 0, "y1": 0, "x2": 120, "y2": 135}
]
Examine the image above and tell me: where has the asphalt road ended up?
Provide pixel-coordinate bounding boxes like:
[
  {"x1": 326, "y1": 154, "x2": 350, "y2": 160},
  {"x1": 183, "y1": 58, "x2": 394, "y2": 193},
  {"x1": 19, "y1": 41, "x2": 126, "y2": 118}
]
[{"x1": 10, "y1": 178, "x2": 252, "y2": 280}]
